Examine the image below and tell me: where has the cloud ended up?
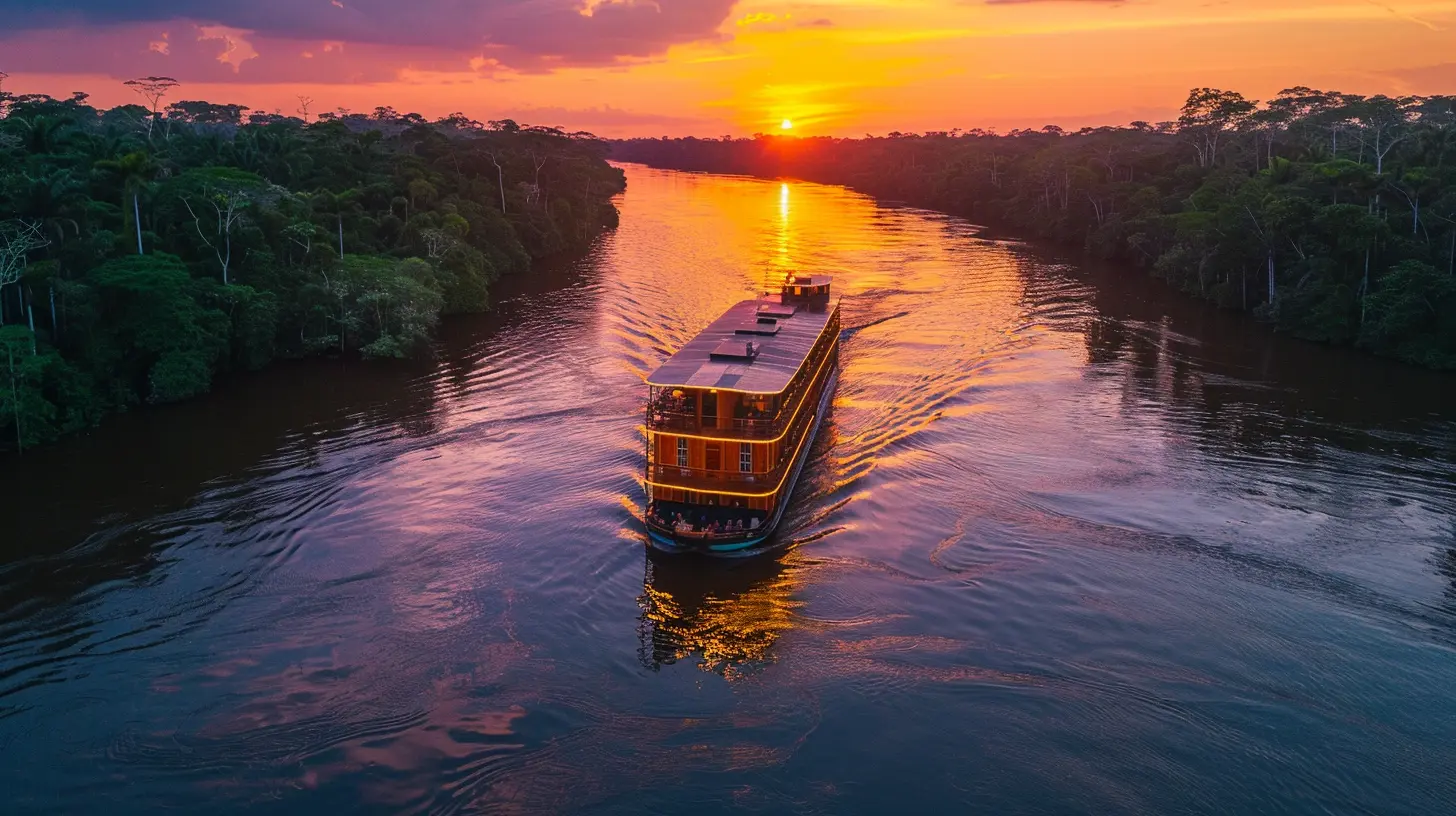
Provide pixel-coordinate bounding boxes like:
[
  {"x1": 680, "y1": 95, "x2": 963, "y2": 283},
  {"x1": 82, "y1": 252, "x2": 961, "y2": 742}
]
[
  {"x1": 982, "y1": 0, "x2": 1125, "y2": 4},
  {"x1": 0, "y1": 0, "x2": 741, "y2": 77},
  {"x1": 1381, "y1": 62, "x2": 1456, "y2": 93},
  {"x1": 496, "y1": 103, "x2": 709, "y2": 129},
  {"x1": 732, "y1": 10, "x2": 834, "y2": 34},
  {"x1": 0, "y1": 23, "x2": 438, "y2": 83}
]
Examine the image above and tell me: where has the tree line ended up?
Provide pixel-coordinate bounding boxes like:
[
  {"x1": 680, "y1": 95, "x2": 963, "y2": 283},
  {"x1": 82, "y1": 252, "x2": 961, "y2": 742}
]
[
  {"x1": 612, "y1": 87, "x2": 1456, "y2": 371},
  {"x1": 0, "y1": 78, "x2": 626, "y2": 453}
]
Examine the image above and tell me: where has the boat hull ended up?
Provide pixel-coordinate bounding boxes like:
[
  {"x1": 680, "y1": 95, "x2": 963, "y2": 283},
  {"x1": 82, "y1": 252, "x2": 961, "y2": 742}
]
[{"x1": 646, "y1": 367, "x2": 838, "y2": 557}]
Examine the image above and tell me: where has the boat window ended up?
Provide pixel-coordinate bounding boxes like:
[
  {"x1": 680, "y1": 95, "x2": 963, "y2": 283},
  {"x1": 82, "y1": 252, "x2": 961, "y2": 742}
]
[
  {"x1": 739, "y1": 444, "x2": 753, "y2": 473},
  {"x1": 676, "y1": 438, "x2": 688, "y2": 468}
]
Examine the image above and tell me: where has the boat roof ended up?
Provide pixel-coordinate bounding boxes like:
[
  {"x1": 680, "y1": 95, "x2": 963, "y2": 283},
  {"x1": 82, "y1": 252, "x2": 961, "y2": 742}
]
[
  {"x1": 647, "y1": 296, "x2": 836, "y2": 394},
  {"x1": 789, "y1": 274, "x2": 832, "y2": 287}
]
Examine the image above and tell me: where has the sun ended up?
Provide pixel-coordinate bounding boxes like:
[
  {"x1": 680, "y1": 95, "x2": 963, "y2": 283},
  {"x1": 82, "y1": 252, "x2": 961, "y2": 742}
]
[{"x1": 780, "y1": 119, "x2": 794, "y2": 131}]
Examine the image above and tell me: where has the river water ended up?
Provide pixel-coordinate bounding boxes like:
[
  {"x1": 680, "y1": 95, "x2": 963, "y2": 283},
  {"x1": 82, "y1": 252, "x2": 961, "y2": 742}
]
[{"x1": 3, "y1": 165, "x2": 1455, "y2": 814}]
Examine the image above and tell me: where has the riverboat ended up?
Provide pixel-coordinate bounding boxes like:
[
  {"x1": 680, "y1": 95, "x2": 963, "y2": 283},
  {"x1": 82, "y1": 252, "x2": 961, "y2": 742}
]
[{"x1": 643, "y1": 273, "x2": 841, "y2": 555}]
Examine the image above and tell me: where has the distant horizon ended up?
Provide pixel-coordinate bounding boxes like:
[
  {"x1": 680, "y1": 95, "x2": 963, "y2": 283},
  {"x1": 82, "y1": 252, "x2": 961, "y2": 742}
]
[
  {"x1": 9, "y1": 76, "x2": 1453, "y2": 141},
  {"x1": 5, "y1": 72, "x2": 1194, "y2": 138},
  {"x1": 2, "y1": 0, "x2": 1453, "y2": 138}
]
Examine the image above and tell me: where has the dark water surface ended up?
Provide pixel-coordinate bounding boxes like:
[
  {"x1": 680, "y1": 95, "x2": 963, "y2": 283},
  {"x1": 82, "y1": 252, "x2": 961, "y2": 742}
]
[{"x1": 3, "y1": 166, "x2": 1456, "y2": 814}]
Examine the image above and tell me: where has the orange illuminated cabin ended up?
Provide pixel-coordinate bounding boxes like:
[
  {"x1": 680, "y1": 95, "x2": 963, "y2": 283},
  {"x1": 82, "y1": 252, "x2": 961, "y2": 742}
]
[{"x1": 644, "y1": 273, "x2": 840, "y2": 554}]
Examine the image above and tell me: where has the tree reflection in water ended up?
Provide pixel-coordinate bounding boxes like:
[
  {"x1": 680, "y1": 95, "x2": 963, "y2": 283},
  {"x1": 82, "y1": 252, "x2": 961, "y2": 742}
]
[
  {"x1": 1441, "y1": 521, "x2": 1456, "y2": 618},
  {"x1": 637, "y1": 550, "x2": 802, "y2": 677}
]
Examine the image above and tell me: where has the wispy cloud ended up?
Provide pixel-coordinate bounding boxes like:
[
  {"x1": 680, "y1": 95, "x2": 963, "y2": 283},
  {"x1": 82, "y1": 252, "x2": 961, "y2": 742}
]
[
  {"x1": 1361, "y1": 0, "x2": 1444, "y2": 29},
  {"x1": 0, "y1": 0, "x2": 741, "y2": 76},
  {"x1": 982, "y1": 0, "x2": 1125, "y2": 4}
]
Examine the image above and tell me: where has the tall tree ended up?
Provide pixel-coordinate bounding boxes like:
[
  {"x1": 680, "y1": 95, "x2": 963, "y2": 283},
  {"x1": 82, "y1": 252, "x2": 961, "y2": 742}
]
[
  {"x1": 1349, "y1": 95, "x2": 1415, "y2": 175},
  {"x1": 96, "y1": 151, "x2": 159, "y2": 255},
  {"x1": 1177, "y1": 88, "x2": 1256, "y2": 168},
  {"x1": 123, "y1": 76, "x2": 180, "y2": 141},
  {"x1": 0, "y1": 221, "x2": 49, "y2": 325}
]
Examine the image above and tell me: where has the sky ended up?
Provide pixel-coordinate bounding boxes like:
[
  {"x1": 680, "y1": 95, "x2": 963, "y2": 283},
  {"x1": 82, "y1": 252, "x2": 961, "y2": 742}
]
[{"x1": 1, "y1": 0, "x2": 1454, "y2": 136}]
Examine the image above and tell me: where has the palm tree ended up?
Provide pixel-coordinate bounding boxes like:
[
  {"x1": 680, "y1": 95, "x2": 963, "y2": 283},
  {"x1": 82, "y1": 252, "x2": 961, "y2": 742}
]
[
  {"x1": 95, "y1": 151, "x2": 158, "y2": 255},
  {"x1": 1414, "y1": 123, "x2": 1456, "y2": 170},
  {"x1": 16, "y1": 116, "x2": 75, "y2": 156},
  {"x1": 252, "y1": 124, "x2": 308, "y2": 185},
  {"x1": 13, "y1": 168, "x2": 87, "y2": 246}
]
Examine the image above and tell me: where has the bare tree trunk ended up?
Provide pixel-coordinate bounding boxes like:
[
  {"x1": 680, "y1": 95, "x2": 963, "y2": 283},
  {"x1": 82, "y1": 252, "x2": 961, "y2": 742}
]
[
  {"x1": 134, "y1": 192, "x2": 144, "y2": 255},
  {"x1": 338, "y1": 215, "x2": 344, "y2": 259},
  {"x1": 49, "y1": 285, "x2": 57, "y2": 337},
  {"x1": 7, "y1": 345, "x2": 20, "y2": 455},
  {"x1": 1267, "y1": 250, "x2": 1276, "y2": 304},
  {"x1": 583, "y1": 179, "x2": 592, "y2": 240},
  {"x1": 489, "y1": 153, "x2": 507, "y2": 213},
  {"x1": 1360, "y1": 247, "x2": 1371, "y2": 325}
]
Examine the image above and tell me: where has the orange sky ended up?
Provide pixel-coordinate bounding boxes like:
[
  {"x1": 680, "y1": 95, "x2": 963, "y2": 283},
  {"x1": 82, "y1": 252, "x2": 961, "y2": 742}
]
[{"x1": 4, "y1": 0, "x2": 1455, "y2": 136}]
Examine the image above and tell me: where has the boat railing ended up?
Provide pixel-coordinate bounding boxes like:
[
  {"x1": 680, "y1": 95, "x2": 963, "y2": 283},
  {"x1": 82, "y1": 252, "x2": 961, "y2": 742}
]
[
  {"x1": 647, "y1": 462, "x2": 779, "y2": 491},
  {"x1": 647, "y1": 408, "x2": 782, "y2": 438},
  {"x1": 644, "y1": 516, "x2": 763, "y2": 542},
  {"x1": 645, "y1": 504, "x2": 766, "y2": 542}
]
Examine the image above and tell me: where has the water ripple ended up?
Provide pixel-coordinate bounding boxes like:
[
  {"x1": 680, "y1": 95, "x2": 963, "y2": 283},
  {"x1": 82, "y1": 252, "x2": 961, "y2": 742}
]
[{"x1": 1, "y1": 166, "x2": 1454, "y2": 814}]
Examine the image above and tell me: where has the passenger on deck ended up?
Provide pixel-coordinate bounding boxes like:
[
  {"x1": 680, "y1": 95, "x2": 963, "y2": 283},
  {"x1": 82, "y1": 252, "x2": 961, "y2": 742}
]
[{"x1": 749, "y1": 517, "x2": 760, "y2": 531}]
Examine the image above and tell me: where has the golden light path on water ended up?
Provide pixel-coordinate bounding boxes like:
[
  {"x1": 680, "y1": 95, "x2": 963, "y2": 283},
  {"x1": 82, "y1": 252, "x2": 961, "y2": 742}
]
[{"x1": 1, "y1": 165, "x2": 1454, "y2": 813}]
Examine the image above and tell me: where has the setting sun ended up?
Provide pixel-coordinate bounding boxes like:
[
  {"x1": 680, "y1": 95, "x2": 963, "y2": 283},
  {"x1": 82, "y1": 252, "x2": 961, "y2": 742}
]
[{"x1": 781, "y1": 119, "x2": 794, "y2": 131}]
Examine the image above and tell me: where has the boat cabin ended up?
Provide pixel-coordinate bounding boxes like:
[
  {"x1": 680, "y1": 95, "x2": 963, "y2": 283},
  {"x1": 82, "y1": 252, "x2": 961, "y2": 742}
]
[{"x1": 643, "y1": 274, "x2": 842, "y2": 550}]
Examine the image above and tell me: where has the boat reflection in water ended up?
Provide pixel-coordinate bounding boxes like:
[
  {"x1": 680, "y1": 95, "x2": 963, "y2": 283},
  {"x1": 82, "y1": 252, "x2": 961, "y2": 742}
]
[{"x1": 637, "y1": 550, "x2": 801, "y2": 676}]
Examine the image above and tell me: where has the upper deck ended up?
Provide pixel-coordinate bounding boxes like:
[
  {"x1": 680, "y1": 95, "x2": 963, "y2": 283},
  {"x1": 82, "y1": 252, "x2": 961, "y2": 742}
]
[{"x1": 647, "y1": 285, "x2": 838, "y2": 395}]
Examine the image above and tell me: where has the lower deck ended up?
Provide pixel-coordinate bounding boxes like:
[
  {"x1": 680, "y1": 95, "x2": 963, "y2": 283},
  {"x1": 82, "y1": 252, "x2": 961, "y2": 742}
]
[
  {"x1": 647, "y1": 500, "x2": 771, "y2": 546},
  {"x1": 644, "y1": 364, "x2": 839, "y2": 555}
]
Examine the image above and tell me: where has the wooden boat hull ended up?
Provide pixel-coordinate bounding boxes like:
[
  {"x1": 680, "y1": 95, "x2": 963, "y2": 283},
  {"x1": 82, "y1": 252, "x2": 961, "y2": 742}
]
[{"x1": 646, "y1": 367, "x2": 838, "y2": 557}]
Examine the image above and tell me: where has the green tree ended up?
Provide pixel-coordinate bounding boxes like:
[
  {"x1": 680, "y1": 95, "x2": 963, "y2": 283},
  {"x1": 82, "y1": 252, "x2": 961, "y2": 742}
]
[
  {"x1": 1, "y1": 85, "x2": 623, "y2": 453},
  {"x1": 95, "y1": 151, "x2": 159, "y2": 255},
  {"x1": 1359, "y1": 260, "x2": 1456, "y2": 368},
  {"x1": 0, "y1": 326, "x2": 87, "y2": 452},
  {"x1": 1178, "y1": 88, "x2": 1257, "y2": 168},
  {"x1": 84, "y1": 254, "x2": 230, "y2": 404}
]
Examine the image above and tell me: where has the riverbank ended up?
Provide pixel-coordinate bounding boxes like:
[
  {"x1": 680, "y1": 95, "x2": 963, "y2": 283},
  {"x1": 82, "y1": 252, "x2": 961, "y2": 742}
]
[
  {"x1": 610, "y1": 92, "x2": 1456, "y2": 372},
  {"x1": 3, "y1": 165, "x2": 1452, "y2": 814},
  {"x1": 0, "y1": 91, "x2": 626, "y2": 453}
]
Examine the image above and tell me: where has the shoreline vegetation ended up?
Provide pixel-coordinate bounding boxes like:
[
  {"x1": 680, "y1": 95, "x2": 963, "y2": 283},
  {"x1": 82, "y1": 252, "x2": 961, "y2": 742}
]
[
  {"x1": 611, "y1": 87, "x2": 1456, "y2": 373},
  {"x1": 0, "y1": 80, "x2": 626, "y2": 454}
]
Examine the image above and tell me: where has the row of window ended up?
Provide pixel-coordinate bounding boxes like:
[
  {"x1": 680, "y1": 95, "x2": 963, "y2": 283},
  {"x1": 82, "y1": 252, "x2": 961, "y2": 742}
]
[{"x1": 676, "y1": 438, "x2": 756, "y2": 473}]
